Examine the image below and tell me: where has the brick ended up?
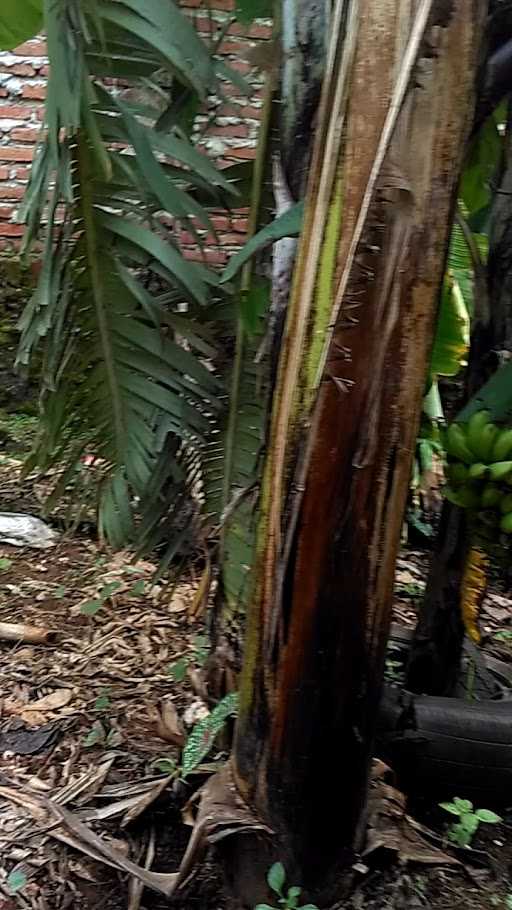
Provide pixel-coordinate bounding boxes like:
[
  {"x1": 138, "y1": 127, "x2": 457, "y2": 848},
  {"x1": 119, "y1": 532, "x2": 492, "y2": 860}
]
[
  {"x1": 218, "y1": 40, "x2": 251, "y2": 55},
  {"x1": 10, "y1": 128, "x2": 41, "y2": 142},
  {"x1": 0, "y1": 205, "x2": 14, "y2": 218},
  {"x1": 215, "y1": 232, "x2": 247, "y2": 245},
  {"x1": 0, "y1": 90, "x2": 7, "y2": 98},
  {"x1": 13, "y1": 40, "x2": 47, "y2": 56},
  {"x1": 232, "y1": 217, "x2": 249, "y2": 232},
  {"x1": 220, "y1": 21, "x2": 272, "y2": 39},
  {"x1": 210, "y1": 215, "x2": 231, "y2": 231},
  {"x1": 0, "y1": 223, "x2": 24, "y2": 236},
  {"x1": 0, "y1": 186, "x2": 26, "y2": 199},
  {"x1": 0, "y1": 147, "x2": 34, "y2": 162},
  {"x1": 183, "y1": 247, "x2": 227, "y2": 265},
  {"x1": 178, "y1": 230, "x2": 204, "y2": 246},
  {"x1": 206, "y1": 124, "x2": 249, "y2": 138},
  {"x1": 10, "y1": 64, "x2": 36, "y2": 77},
  {"x1": 227, "y1": 60, "x2": 253, "y2": 75},
  {"x1": 240, "y1": 105, "x2": 263, "y2": 119},
  {"x1": 226, "y1": 147, "x2": 256, "y2": 160},
  {"x1": 0, "y1": 167, "x2": 9, "y2": 180},
  {"x1": 13, "y1": 166, "x2": 31, "y2": 179},
  {"x1": 21, "y1": 84, "x2": 46, "y2": 101},
  {"x1": 215, "y1": 103, "x2": 243, "y2": 117},
  {"x1": 0, "y1": 105, "x2": 36, "y2": 120}
]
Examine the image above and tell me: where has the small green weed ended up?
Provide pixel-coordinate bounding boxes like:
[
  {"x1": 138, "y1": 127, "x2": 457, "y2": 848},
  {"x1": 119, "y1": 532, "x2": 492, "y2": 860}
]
[
  {"x1": 439, "y1": 797, "x2": 501, "y2": 847},
  {"x1": 167, "y1": 634, "x2": 210, "y2": 680},
  {"x1": 181, "y1": 691, "x2": 238, "y2": 778},
  {"x1": 93, "y1": 690, "x2": 111, "y2": 712},
  {"x1": 0, "y1": 412, "x2": 38, "y2": 455},
  {"x1": 255, "y1": 863, "x2": 319, "y2": 910},
  {"x1": 80, "y1": 580, "x2": 122, "y2": 615},
  {"x1": 168, "y1": 657, "x2": 188, "y2": 681},
  {"x1": 6, "y1": 869, "x2": 28, "y2": 894},
  {"x1": 152, "y1": 757, "x2": 177, "y2": 775}
]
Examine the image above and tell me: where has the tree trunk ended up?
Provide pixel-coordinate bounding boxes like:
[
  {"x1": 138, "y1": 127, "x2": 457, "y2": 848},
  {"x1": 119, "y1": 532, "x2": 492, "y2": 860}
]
[{"x1": 227, "y1": 1, "x2": 487, "y2": 904}]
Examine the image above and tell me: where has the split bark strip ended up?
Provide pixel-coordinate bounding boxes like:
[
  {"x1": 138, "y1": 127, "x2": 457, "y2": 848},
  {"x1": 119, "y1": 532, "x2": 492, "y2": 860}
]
[{"x1": 233, "y1": 0, "x2": 487, "y2": 901}]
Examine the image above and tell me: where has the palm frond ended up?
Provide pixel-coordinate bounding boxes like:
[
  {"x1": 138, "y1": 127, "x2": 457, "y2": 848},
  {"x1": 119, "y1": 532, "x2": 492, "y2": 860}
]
[
  {"x1": 203, "y1": 323, "x2": 268, "y2": 616},
  {"x1": 18, "y1": 0, "x2": 240, "y2": 545}
]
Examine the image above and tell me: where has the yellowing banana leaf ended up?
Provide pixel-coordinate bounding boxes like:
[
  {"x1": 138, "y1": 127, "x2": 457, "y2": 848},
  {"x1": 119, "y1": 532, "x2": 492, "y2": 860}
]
[{"x1": 430, "y1": 275, "x2": 470, "y2": 378}]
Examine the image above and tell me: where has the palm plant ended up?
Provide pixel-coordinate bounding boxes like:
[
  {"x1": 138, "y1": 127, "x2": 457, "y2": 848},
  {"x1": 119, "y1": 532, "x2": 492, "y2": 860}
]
[{"x1": 13, "y1": 0, "x2": 260, "y2": 551}]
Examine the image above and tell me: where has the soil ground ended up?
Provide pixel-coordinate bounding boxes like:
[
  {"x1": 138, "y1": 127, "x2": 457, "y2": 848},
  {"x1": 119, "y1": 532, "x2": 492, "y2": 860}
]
[{"x1": 0, "y1": 452, "x2": 511, "y2": 910}]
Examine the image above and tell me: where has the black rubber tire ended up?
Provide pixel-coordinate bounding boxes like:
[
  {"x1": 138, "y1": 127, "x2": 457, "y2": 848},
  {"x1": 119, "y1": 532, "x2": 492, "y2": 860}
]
[{"x1": 377, "y1": 687, "x2": 512, "y2": 805}]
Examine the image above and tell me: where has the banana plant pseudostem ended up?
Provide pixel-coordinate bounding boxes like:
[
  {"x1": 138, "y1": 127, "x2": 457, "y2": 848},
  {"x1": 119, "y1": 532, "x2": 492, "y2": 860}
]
[{"x1": 178, "y1": 1, "x2": 488, "y2": 904}]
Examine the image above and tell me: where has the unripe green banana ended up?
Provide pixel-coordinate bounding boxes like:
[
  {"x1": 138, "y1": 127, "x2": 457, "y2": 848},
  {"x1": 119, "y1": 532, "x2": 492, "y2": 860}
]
[
  {"x1": 468, "y1": 462, "x2": 488, "y2": 480},
  {"x1": 491, "y1": 427, "x2": 512, "y2": 462},
  {"x1": 444, "y1": 484, "x2": 480, "y2": 509},
  {"x1": 466, "y1": 409, "x2": 492, "y2": 456},
  {"x1": 445, "y1": 424, "x2": 475, "y2": 464},
  {"x1": 481, "y1": 483, "x2": 501, "y2": 508},
  {"x1": 500, "y1": 493, "x2": 512, "y2": 514},
  {"x1": 500, "y1": 512, "x2": 512, "y2": 534},
  {"x1": 469, "y1": 422, "x2": 499, "y2": 462},
  {"x1": 488, "y1": 460, "x2": 512, "y2": 481},
  {"x1": 448, "y1": 463, "x2": 469, "y2": 485}
]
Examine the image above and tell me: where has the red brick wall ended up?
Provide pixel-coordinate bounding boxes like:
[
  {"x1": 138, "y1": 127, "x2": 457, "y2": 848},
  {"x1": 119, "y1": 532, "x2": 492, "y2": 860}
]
[{"x1": 0, "y1": 7, "x2": 270, "y2": 256}]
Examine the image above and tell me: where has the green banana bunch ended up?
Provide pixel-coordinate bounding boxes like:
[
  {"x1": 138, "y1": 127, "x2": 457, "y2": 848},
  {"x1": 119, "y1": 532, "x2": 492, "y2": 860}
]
[
  {"x1": 448, "y1": 463, "x2": 469, "y2": 485},
  {"x1": 447, "y1": 411, "x2": 512, "y2": 465},
  {"x1": 442, "y1": 411, "x2": 512, "y2": 543},
  {"x1": 500, "y1": 512, "x2": 512, "y2": 534},
  {"x1": 444, "y1": 485, "x2": 481, "y2": 509},
  {"x1": 481, "y1": 483, "x2": 501, "y2": 508},
  {"x1": 500, "y1": 493, "x2": 512, "y2": 514},
  {"x1": 492, "y1": 428, "x2": 512, "y2": 462},
  {"x1": 468, "y1": 462, "x2": 488, "y2": 480},
  {"x1": 444, "y1": 424, "x2": 474, "y2": 464},
  {"x1": 465, "y1": 411, "x2": 500, "y2": 464},
  {"x1": 488, "y1": 460, "x2": 512, "y2": 481}
]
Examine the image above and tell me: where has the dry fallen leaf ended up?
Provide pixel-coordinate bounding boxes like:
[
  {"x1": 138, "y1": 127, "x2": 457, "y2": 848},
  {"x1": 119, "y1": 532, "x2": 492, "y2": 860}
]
[
  {"x1": 23, "y1": 690, "x2": 73, "y2": 712},
  {"x1": 169, "y1": 595, "x2": 188, "y2": 614},
  {"x1": 155, "y1": 698, "x2": 185, "y2": 747},
  {"x1": 365, "y1": 775, "x2": 459, "y2": 867}
]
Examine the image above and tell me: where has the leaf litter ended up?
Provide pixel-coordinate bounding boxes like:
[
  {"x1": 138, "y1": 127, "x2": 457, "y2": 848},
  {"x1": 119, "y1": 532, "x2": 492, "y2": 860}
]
[
  {"x1": 0, "y1": 460, "x2": 512, "y2": 909},
  {"x1": 0, "y1": 460, "x2": 218, "y2": 909}
]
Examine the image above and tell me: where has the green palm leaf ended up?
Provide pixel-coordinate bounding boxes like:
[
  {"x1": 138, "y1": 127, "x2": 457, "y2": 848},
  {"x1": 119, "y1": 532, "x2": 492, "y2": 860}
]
[
  {"x1": 0, "y1": 0, "x2": 43, "y2": 50},
  {"x1": 17, "y1": 0, "x2": 240, "y2": 546}
]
